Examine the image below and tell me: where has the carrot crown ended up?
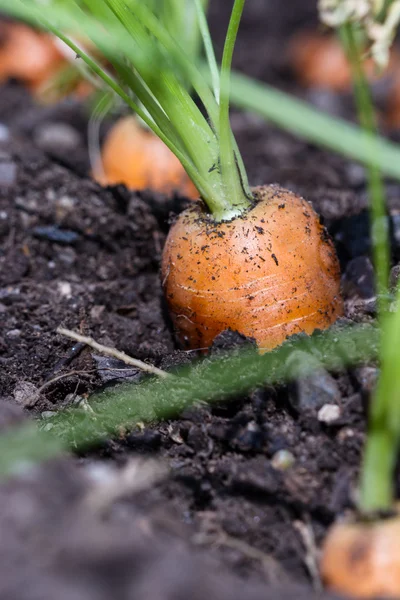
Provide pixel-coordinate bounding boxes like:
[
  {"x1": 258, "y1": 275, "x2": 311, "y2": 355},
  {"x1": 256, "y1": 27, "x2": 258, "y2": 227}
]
[{"x1": 5, "y1": 0, "x2": 253, "y2": 221}]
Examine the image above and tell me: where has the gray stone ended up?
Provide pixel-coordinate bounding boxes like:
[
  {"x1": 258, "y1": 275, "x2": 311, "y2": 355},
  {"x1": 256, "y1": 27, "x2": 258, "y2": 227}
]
[
  {"x1": 0, "y1": 123, "x2": 10, "y2": 142},
  {"x1": 354, "y1": 366, "x2": 379, "y2": 394},
  {"x1": 343, "y1": 256, "x2": 375, "y2": 299},
  {"x1": 286, "y1": 351, "x2": 341, "y2": 413},
  {"x1": 34, "y1": 122, "x2": 81, "y2": 153},
  {"x1": 13, "y1": 381, "x2": 40, "y2": 408},
  {"x1": 0, "y1": 160, "x2": 17, "y2": 187}
]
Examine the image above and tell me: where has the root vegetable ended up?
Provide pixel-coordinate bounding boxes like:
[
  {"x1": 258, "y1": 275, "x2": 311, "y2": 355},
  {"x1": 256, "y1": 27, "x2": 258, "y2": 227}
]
[
  {"x1": 289, "y1": 32, "x2": 398, "y2": 93},
  {"x1": 162, "y1": 185, "x2": 342, "y2": 352},
  {"x1": 0, "y1": 22, "x2": 63, "y2": 91},
  {"x1": 321, "y1": 514, "x2": 400, "y2": 598},
  {"x1": 95, "y1": 116, "x2": 199, "y2": 198}
]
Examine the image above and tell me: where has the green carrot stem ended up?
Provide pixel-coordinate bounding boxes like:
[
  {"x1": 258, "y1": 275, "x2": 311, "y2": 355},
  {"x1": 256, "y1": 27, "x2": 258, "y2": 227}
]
[
  {"x1": 341, "y1": 24, "x2": 399, "y2": 513},
  {"x1": 218, "y1": 0, "x2": 252, "y2": 220},
  {"x1": 341, "y1": 24, "x2": 390, "y2": 315}
]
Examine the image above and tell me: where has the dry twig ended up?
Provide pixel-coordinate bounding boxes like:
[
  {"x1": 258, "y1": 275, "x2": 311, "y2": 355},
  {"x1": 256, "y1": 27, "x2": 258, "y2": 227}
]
[
  {"x1": 57, "y1": 327, "x2": 169, "y2": 378},
  {"x1": 294, "y1": 518, "x2": 322, "y2": 592}
]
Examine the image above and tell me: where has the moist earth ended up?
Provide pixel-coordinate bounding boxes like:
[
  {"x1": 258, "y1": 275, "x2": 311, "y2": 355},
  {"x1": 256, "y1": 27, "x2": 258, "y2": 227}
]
[{"x1": 0, "y1": 1, "x2": 397, "y2": 599}]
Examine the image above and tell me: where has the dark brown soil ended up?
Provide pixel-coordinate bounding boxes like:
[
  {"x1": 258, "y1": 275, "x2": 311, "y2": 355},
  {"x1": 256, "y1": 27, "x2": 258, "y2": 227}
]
[{"x1": 0, "y1": 1, "x2": 397, "y2": 599}]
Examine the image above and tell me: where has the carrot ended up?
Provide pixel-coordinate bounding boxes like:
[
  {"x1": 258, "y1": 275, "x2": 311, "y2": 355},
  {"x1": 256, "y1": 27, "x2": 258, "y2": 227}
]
[
  {"x1": 289, "y1": 32, "x2": 399, "y2": 93},
  {"x1": 6, "y1": 0, "x2": 343, "y2": 353},
  {"x1": 162, "y1": 185, "x2": 342, "y2": 352},
  {"x1": 0, "y1": 22, "x2": 64, "y2": 92},
  {"x1": 95, "y1": 116, "x2": 199, "y2": 198},
  {"x1": 321, "y1": 514, "x2": 400, "y2": 598}
]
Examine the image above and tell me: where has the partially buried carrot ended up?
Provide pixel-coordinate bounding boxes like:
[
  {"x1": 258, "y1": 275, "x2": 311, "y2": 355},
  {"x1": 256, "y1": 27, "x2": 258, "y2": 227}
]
[
  {"x1": 162, "y1": 185, "x2": 342, "y2": 352},
  {"x1": 0, "y1": 21, "x2": 64, "y2": 92},
  {"x1": 321, "y1": 513, "x2": 400, "y2": 598},
  {"x1": 95, "y1": 115, "x2": 199, "y2": 199},
  {"x1": 19, "y1": 0, "x2": 343, "y2": 353}
]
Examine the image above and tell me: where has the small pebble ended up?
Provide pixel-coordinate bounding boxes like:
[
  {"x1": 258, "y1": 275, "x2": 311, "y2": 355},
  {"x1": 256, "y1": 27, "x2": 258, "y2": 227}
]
[
  {"x1": 57, "y1": 281, "x2": 72, "y2": 298},
  {"x1": 343, "y1": 256, "x2": 375, "y2": 299},
  {"x1": 92, "y1": 354, "x2": 141, "y2": 384},
  {"x1": 34, "y1": 122, "x2": 81, "y2": 153},
  {"x1": 271, "y1": 449, "x2": 295, "y2": 471},
  {"x1": 90, "y1": 305, "x2": 105, "y2": 321},
  {"x1": 57, "y1": 248, "x2": 77, "y2": 265},
  {"x1": 286, "y1": 351, "x2": 341, "y2": 412},
  {"x1": 318, "y1": 404, "x2": 341, "y2": 424},
  {"x1": 13, "y1": 381, "x2": 39, "y2": 407},
  {"x1": 6, "y1": 329, "x2": 21, "y2": 338},
  {"x1": 41, "y1": 411, "x2": 56, "y2": 420},
  {"x1": 354, "y1": 366, "x2": 379, "y2": 394},
  {"x1": 0, "y1": 161, "x2": 17, "y2": 187},
  {"x1": 0, "y1": 286, "x2": 20, "y2": 300},
  {"x1": 0, "y1": 123, "x2": 9, "y2": 142},
  {"x1": 57, "y1": 195, "x2": 77, "y2": 210},
  {"x1": 32, "y1": 225, "x2": 80, "y2": 245},
  {"x1": 345, "y1": 163, "x2": 366, "y2": 187}
]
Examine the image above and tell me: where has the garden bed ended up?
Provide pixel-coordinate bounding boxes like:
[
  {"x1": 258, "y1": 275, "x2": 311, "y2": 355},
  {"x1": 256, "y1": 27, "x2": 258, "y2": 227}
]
[{"x1": 0, "y1": 1, "x2": 396, "y2": 598}]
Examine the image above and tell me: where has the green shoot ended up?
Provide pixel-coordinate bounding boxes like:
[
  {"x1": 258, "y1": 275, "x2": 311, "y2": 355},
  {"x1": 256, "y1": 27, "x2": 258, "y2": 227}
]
[
  {"x1": 227, "y1": 69, "x2": 400, "y2": 182},
  {"x1": 218, "y1": 0, "x2": 252, "y2": 216},
  {"x1": 88, "y1": 91, "x2": 115, "y2": 182},
  {"x1": 36, "y1": 63, "x2": 84, "y2": 102},
  {"x1": 359, "y1": 292, "x2": 400, "y2": 512},
  {"x1": 147, "y1": 0, "x2": 209, "y2": 67},
  {"x1": 337, "y1": 22, "x2": 396, "y2": 514},
  {"x1": 340, "y1": 24, "x2": 390, "y2": 315},
  {"x1": 194, "y1": 0, "x2": 220, "y2": 101}
]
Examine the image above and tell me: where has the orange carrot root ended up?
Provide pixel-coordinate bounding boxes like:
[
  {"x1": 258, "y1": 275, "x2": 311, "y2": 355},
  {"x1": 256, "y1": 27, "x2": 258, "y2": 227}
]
[
  {"x1": 162, "y1": 185, "x2": 342, "y2": 352},
  {"x1": 0, "y1": 22, "x2": 64, "y2": 90},
  {"x1": 321, "y1": 515, "x2": 400, "y2": 598},
  {"x1": 95, "y1": 116, "x2": 199, "y2": 199},
  {"x1": 288, "y1": 32, "x2": 399, "y2": 93}
]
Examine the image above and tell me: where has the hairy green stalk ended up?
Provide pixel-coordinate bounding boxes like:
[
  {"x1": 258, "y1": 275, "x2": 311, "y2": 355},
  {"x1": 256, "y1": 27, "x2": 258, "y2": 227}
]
[{"x1": 0, "y1": 323, "x2": 378, "y2": 478}]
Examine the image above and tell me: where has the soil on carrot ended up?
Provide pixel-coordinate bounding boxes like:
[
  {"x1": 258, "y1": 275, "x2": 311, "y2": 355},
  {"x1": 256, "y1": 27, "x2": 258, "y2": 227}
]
[{"x1": 0, "y1": 1, "x2": 399, "y2": 599}]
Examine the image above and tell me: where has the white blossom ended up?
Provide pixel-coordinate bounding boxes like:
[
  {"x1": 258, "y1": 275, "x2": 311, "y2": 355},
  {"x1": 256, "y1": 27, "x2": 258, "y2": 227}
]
[{"x1": 318, "y1": 0, "x2": 400, "y2": 68}]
